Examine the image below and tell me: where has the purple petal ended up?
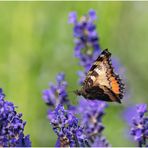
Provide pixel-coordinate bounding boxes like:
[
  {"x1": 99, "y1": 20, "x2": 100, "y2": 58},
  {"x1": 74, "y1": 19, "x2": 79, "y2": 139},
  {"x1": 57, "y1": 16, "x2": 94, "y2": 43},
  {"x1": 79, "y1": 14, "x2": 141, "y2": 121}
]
[
  {"x1": 89, "y1": 9, "x2": 97, "y2": 21},
  {"x1": 137, "y1": 104, "x2": 147, "y2": 115},
  {"x1": 56, "y1": 72, "x2": 65, "y2": 83},
  {"x1": 55, "y1": 137, "x2": 61, "y2": 147},
  {"x1": 68, "y1": 12, "x2": 77, "y2": 24},
  {"x1": 135, "y1": 129, "x2": 142, "y2": 141}
]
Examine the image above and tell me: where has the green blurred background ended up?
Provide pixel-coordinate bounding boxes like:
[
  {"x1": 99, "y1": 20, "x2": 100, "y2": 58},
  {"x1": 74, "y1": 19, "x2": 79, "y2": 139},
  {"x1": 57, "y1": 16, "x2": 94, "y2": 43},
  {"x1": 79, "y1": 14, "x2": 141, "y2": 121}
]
[{"x1": 0, "y1": 1, "x2": 148, "y2": 146}]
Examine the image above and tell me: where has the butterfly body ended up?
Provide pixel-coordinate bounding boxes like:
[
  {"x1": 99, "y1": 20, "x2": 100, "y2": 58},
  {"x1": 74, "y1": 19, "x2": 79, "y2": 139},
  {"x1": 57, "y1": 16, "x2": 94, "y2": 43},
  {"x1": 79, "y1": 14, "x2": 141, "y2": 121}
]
[{"x1": 75, "y1": 49, "x2": 124, "y2": 103}]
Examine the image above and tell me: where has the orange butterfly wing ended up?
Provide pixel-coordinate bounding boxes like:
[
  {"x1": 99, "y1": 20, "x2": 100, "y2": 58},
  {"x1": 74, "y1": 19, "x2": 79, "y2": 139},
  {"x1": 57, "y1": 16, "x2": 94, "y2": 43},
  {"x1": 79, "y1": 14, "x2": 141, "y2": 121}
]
[{"x1": 83, "y1": 49, "x2": 124, "y2": 102}]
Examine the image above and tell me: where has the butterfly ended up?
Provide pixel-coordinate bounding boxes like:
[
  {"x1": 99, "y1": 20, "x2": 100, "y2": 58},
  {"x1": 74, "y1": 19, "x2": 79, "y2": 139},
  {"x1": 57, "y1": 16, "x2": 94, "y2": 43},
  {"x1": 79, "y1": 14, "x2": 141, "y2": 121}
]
[{"x1": 75, "y1": 49, "x2": 124, "y2": 103}]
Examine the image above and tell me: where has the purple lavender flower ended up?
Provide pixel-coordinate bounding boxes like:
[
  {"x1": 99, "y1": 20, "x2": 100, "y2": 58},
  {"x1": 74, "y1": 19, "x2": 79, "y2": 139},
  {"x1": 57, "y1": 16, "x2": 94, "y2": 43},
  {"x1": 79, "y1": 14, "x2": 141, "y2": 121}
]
[
  {"x1": 68, "y1": 12, "x2": 77, "y2": 24},
  {"x1": 0, "y1": 88, "x2": 31, "y2": 147},
  {"x1": 89, "y1": 9, "x2": 97, "y2": 21},
  {"x1": 69, "y1": 9, "x2": 101, "y2": 73},
  {"x1": 42, "y1": 72, "x2": 70, "y2": 109},
  {"x1": 130, "y1": 104, "x2": 148, "y2": 147},
  {"x1": 77, "y1": 98, "x2": 110, "y2": 146},
  {"x1": 92, "y1": 136, "x2": 111, "y2": 147},
  {"x1": 48, "y1": 104, "x2": 88, "y2": 147}
]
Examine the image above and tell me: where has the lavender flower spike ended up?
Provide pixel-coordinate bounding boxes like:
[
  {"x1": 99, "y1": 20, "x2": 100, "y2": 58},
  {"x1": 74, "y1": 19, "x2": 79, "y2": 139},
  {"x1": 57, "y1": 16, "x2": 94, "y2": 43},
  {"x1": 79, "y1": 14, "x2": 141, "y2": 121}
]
[
  {"x1": 48, "y1": 104, "x2": 88, "y2": 147},
  {"x1": 69, "y1": 9, "x2": 101, "y2": 72},
  {"x1": 130, "y1": 104, "x2": 148, "y2": 147},
  {"x1": 0, "y1": 88, "x2": 31, "y2": 147},
  {"x1": 42, "y1": 72, "x2": 70, "y2": 109},
  {"x1": 77, "y1": 98, "x2": 110, "y2": 147}
]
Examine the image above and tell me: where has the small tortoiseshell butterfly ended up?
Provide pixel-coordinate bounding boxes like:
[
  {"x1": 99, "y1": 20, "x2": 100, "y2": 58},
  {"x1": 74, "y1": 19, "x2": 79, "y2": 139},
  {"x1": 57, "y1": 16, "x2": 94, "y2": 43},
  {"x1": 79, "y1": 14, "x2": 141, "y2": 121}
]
[{"x1": 75, "y1": 49, "x2": 124, "y2": 103}]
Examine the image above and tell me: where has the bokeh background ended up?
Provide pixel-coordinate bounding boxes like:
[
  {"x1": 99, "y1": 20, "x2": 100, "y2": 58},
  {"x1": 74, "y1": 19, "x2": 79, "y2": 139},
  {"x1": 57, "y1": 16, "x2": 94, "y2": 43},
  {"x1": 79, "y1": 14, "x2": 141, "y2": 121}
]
[{"x1": 0, "y1": 1, "x2": 148, "y2": 146}]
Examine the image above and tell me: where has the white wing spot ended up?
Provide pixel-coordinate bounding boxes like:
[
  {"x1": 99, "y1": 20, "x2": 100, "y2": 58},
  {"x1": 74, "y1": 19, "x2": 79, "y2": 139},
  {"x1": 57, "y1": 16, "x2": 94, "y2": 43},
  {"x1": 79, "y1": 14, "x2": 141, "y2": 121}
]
[
  {"x1": 90, "y1": 76, "x2": 96, "y2": 82},
  {"x1": 95, "y1": 68, "x2": 100, "y2": 74}
]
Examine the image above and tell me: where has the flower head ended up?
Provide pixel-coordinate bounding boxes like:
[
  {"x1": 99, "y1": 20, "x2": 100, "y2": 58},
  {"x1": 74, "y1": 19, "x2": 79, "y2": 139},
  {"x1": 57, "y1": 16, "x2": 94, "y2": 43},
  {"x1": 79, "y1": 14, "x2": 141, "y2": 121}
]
[
  {"x1": 130, "y1": 104, "x2": 148, "y2": 147},
  {"x1": 48, "y1": 104, "x2": 88, "y2": 147},
  {"x1": 42, "y1": 73, "x2": 70, "y2": 109},
  {"x1": 77, "y1": 98, "x2": 110, "y2": 146},
  {"x1": 69, "y1": 9, "x2": 100, "y2": 72},
  {"x1": 0, "y1": 88, "x2": 31, "y2": 147}
]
